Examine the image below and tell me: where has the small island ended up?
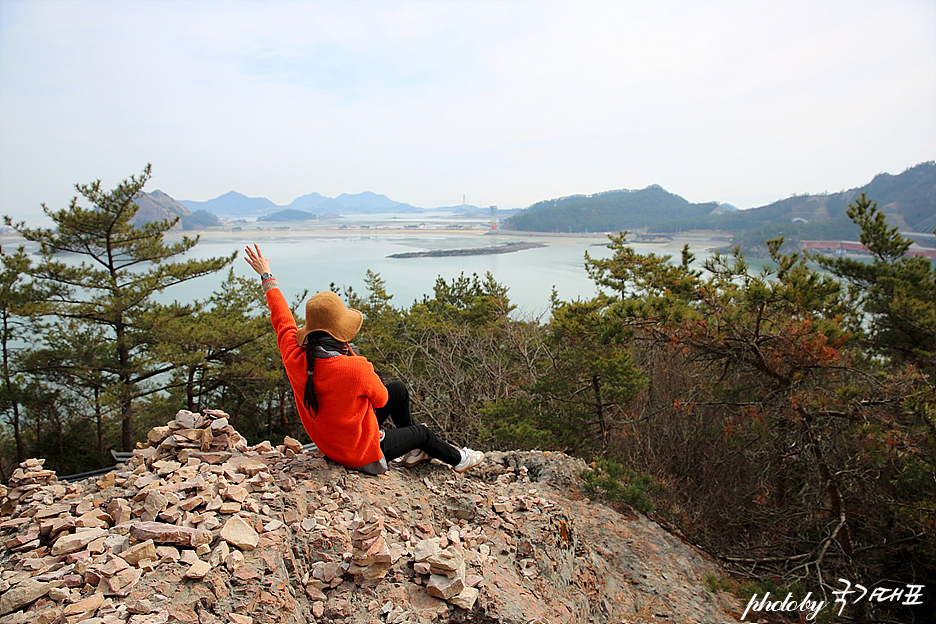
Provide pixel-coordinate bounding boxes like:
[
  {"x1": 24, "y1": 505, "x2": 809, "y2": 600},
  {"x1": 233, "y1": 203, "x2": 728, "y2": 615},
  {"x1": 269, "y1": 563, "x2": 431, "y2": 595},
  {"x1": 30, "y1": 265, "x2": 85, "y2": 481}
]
[{"x1": 388, "y1": 241, "x2": 546, "y2": 259}]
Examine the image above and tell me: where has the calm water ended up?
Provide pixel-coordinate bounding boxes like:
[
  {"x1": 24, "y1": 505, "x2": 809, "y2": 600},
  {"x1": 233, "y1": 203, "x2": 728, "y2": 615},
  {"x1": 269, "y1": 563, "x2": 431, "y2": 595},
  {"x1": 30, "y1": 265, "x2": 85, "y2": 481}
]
[
  {"x1": 168, "y1": 230, "x2": 623, "y2": 317},
  {"x1": 3, "y1": 225, "x2": 732, "y2": 317},
  {"x1": 164, "y1": 227, "x2": 744, "y2": 318}
]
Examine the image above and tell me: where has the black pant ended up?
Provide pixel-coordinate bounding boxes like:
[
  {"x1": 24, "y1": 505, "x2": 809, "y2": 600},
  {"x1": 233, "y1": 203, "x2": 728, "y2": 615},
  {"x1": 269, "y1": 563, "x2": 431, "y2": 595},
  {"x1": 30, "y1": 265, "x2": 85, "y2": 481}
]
[{"x1": 375, "y1": 381, "x2": 461, "y2": 466}]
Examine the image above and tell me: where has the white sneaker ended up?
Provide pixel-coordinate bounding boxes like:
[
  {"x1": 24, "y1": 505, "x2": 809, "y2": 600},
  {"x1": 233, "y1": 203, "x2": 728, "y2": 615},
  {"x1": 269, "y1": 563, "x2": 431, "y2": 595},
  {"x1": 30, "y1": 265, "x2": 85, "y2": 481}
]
[
  {"x1": 453, "y1": 448, "x2": 484, "y2": 474},
  {"x1": 401, "y1": 450, "x2": 430, "y2": 468}
]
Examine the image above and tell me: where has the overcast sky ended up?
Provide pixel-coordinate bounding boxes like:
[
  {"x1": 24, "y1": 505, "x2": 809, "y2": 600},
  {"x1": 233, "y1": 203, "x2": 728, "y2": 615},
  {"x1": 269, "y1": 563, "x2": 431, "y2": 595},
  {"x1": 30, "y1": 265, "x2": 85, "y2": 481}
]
[{"x1": 1, "y1": 0, "x2": 934, "y2": 223}]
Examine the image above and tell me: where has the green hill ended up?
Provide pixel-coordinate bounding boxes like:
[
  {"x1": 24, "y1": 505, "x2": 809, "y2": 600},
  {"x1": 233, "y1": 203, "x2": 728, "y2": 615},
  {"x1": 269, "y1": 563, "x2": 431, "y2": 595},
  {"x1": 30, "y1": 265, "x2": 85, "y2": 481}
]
[
  {"x1": 503, "y1": 163, "x2": 935, "y2": 252},
  {"x1": 695, "y1": 164, "x2": 932, "y2": 253},
  {"x1": 131, "y1": 190, "x2": 221, "y2": 231},
  {"x1": 654, "y1": 162, "x2": 935, "y2": 242},
  {"x1": 503, "y1": 185, "x2": 719, "y2": 233},
  {"x1": 257, "y1": 209, "x2": 321, "y2": 222}
]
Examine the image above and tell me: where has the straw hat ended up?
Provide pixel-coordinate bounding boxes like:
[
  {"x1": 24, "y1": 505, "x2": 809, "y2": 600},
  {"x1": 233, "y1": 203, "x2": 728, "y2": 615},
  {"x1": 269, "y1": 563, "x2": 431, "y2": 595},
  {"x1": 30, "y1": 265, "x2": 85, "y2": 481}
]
[{"x1": 295, "y1": 291, "x2": 364, "y2": 345}]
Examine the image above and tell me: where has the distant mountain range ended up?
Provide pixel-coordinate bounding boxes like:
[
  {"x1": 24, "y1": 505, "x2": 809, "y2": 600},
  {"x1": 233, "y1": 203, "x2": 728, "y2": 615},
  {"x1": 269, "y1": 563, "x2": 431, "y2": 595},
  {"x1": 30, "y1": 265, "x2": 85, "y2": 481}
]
[
  {"x1": 502, "y1": 162, "x2": 935, "y2": 250},
  {"x1": 177, "y1": 190, "x2": 423, "y2": 219},
  {"x1": 131, "y1": 162, "x2": 934, "y2": 254},
  {"x1": 132, "y1": 188, "x2": 492, "y2": 227}
]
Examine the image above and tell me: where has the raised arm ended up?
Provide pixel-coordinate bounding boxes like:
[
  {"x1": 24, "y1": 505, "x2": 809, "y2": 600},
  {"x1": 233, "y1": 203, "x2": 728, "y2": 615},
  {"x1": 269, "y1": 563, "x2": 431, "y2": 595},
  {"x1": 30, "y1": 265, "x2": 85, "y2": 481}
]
[
  {"x1": 244, "y1": 244, "x2": 277, "y2": 292},
  {"x1": 246, "y1": 244, "x2": 303, "y2": 373},
  {"x1": 244, "y1": 244, "x2": 271, "y2": 276}
]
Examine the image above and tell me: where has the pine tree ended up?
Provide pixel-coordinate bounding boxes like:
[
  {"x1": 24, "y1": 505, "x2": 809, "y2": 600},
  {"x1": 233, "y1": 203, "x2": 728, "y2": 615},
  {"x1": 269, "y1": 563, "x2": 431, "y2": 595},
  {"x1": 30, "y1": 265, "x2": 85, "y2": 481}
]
[
  {"x1": 814, "y1": 192, "x2": 936, "y2": 374},
  {"x1": 0, "y1": 247, "x2": 61, "y2": 466},
  {"x1": 151, "y1": 271, "x2": 272, "y2": 415},
  {"x1": 4, "y1": 165, "x2": 235, "y2": 450}
]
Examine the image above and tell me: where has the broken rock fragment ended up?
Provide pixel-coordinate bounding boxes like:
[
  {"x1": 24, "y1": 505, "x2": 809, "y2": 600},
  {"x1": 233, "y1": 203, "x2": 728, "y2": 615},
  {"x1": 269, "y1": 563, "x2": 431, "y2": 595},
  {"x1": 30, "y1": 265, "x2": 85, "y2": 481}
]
[
  {"x1": 129, "y1": 522, "x2": 211, "y2": 548},
  {"x1": 449, "y1": 586, "x2": 480, "y2": 610},
  {"x1": 184, "y1": 559, "x2": 212, "y2": 579},
  {"x1": 50, "y1": 527, "x2": 108, "y2": 556},
  {"x1": 61, "y1": 591, "x2": 105, "y2": 618},
  {"x1": 120, "y1": 539, "x2": 157, "y2": 566},
  {"x1": 283, "y1": 436, "x2": 303, "y2": 454},
  {"x1": 0, "y1": 578, "x2": 56, "y2": 616},
  {"x1": 220, "y1": 515, "x2": 259, "y2": 550},
  {"x1": 426, "y1": 573, "x2": 465, "y2": 600}
]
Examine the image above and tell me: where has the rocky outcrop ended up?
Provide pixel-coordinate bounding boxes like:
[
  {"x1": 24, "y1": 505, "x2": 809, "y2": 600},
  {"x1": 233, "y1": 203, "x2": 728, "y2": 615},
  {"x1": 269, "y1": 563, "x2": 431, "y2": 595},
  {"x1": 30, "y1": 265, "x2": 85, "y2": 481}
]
[
  {"x1": 131, "y1": 190, "x2": 222, "y2": 231},
  {"x1": 0, "y1": 409, "x2": 742, "y2": 623}
]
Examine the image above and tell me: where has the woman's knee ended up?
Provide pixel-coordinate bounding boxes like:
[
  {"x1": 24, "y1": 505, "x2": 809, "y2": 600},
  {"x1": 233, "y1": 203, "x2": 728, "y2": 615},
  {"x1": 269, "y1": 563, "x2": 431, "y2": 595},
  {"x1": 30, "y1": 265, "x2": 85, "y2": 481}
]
[
  {"x1": 413, "y1": 423, "x2": 431, "y2": 444},
  {"x1": 385, "y1": 380, "x2": 408, "y2": 398}
]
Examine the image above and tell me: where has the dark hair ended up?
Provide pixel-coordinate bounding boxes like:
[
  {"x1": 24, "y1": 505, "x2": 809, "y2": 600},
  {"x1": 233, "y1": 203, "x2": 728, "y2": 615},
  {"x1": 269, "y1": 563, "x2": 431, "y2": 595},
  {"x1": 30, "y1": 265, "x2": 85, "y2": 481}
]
[
  {"x1": 303, "y1": 331, "x2": 355, "y2": 415},
  {"x1": 303, "y1": 332, "x2": 328, "y2": 414}
]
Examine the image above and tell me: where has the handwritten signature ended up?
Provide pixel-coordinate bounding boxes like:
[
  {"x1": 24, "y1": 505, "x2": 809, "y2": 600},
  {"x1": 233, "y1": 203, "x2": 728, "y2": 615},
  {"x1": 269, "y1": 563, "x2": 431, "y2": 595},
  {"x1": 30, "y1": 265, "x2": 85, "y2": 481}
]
[{"x1": 740, "y1": 579, "x2": 925, "y2": 621}]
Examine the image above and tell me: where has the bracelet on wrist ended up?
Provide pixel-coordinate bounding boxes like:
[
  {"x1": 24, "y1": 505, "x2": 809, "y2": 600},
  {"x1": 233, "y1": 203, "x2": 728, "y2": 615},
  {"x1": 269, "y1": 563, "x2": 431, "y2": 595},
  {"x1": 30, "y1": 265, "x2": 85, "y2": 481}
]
[{"x1": 260, "y1": 274, "x2": 279, "y2": 293}]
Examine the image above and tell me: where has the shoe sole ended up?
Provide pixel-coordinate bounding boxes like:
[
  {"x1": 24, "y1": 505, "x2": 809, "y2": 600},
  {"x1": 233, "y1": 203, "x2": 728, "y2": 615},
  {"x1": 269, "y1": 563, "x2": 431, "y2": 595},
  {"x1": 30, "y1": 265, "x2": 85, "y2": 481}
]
[
  {"x1": 454, "y1": 454, "x2": 484, "y2": 474},
  {"x1": 401, "y1": 454, "x2": 431, "y2": 468}
]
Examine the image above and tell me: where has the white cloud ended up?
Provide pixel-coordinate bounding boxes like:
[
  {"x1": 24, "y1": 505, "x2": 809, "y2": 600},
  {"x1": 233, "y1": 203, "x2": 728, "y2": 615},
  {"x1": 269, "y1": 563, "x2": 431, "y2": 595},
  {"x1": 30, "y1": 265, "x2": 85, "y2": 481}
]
[{"x1": 1, "y1": 0, "x2": 933, "y2": 220}]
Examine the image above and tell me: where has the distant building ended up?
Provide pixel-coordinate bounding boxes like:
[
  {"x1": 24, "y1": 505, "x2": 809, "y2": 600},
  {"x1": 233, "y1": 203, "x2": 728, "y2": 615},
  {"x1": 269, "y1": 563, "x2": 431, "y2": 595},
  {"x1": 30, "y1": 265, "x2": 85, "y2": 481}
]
[{"x1": 801, "y1": 240, "x2": 936, "y2": 259}]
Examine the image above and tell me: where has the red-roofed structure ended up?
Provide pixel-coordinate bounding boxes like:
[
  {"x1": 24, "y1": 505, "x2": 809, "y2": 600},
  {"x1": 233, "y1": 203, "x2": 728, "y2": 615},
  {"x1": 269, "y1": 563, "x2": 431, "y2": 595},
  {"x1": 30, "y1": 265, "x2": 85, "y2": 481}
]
[{"x1": 800, "y1": 241, "x2": 936, "y2": 259}]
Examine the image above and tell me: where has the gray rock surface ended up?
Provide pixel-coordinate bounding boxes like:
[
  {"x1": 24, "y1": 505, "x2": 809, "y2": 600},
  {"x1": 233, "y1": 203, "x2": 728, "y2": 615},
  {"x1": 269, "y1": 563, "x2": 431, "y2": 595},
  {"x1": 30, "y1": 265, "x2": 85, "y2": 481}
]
[{"x1": 0, "y1": 409, "x2": 743, "y2": 623}]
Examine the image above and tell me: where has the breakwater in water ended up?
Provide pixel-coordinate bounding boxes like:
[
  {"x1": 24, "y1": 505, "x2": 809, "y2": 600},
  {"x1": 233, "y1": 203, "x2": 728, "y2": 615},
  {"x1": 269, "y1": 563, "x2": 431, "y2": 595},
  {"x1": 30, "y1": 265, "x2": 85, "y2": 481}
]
[{"x1": 387, "y1": 241, "x2": 546, "y2": 259}]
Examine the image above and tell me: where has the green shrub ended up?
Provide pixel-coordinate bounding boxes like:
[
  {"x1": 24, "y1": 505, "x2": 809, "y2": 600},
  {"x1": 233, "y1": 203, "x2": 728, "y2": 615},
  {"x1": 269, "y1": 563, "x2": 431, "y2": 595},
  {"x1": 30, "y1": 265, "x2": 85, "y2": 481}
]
[
  {"x1": 581, "y1": 458, "x2": 663, "y2": 513},
  {"x1": 702, "y1": 572, "x2": 732, "y2": 594}
]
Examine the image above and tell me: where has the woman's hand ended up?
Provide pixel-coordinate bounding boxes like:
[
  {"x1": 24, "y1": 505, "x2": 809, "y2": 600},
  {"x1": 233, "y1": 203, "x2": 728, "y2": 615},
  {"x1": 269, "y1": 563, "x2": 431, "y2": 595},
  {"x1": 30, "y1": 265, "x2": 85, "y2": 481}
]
[{"x1": 244, "y1": 244, "x2": 271, "y2": 276}]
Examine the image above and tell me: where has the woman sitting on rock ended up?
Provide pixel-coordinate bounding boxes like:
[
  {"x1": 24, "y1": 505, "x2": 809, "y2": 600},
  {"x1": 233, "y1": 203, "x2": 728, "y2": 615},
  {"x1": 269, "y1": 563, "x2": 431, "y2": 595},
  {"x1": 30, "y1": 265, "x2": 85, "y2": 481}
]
[{"x1": 244, "y1": 244, "x2": 484, "y2": 476}]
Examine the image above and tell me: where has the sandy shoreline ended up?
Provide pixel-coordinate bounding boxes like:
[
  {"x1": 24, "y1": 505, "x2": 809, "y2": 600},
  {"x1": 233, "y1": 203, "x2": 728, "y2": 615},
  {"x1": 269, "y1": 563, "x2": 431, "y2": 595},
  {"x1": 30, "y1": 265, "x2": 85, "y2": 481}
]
[
  {"x1": 1, "y1": 227, "x2": 731, "y2": 255},
  {"x1": 172, "y1": 226, "x2": 731, "y2": 250}
]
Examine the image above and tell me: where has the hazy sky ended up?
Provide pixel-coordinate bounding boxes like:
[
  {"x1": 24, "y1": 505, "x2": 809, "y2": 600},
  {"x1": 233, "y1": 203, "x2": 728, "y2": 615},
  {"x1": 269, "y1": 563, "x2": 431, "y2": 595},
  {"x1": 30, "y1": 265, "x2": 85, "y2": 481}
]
[{"x1": 1, "y1": 0, "x2": 934, "y2": 223}]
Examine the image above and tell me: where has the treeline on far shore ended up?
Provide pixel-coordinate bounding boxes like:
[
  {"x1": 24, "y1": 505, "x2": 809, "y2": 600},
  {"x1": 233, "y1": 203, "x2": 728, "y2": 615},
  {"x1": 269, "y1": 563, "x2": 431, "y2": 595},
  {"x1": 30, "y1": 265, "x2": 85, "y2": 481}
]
[{"x1": 2, "y1": 166, "x2": 935, "y2": 623}]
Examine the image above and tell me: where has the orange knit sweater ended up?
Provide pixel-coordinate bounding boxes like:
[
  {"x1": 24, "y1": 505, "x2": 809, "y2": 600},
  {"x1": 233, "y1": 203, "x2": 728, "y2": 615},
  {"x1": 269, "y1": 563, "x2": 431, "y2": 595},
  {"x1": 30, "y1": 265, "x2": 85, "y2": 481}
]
[{"x1": 266, "y1": 287, "x2": 388, "y2": 469}]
